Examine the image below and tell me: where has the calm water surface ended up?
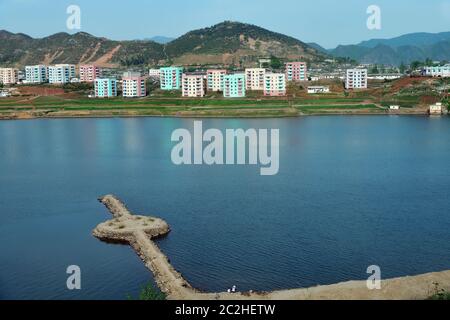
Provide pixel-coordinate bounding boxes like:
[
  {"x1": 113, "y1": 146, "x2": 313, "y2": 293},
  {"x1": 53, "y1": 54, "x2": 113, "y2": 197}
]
[{"x1": 0, "y1": 116, "x2": 449, "y2": 299}]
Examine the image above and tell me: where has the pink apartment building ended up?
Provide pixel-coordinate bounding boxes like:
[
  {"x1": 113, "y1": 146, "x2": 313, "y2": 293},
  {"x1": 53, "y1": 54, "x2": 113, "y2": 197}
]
[
  {"x1": 122, "y1": 72, "x2": 146, "y2": 97},
  {"x1": 264, "y1": 73, "x2": 286, "y2": 96},
  {"x1": 207, "y1": 69, "x2": 227, "y2": 92},
  {"x1": 79, "y1": 65, "x2": 101, "y2": 82},
  {"x1": 285, "y1": 62, "x2": 307, "y2": 81}
]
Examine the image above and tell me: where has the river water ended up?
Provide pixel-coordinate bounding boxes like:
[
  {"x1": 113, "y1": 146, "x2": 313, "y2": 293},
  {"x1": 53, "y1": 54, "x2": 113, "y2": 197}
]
[{"x1": 0, "y1": 116, "x2": 449, "y2": 299}]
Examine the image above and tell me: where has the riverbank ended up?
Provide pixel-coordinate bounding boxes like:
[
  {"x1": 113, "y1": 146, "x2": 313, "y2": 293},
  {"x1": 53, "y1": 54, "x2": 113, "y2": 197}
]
[
  {"x1": 2, "y1": 76, "x2": 447, "y2": 120},
  {"x1": 0, "y1": 91, "x2": 440, "y2": 120},
  {"x1": 93, "y1": 195, "x2": 450, "y2": 300},
  {"x1": 0, "y1": 105, "x2": 432, "y2": 120}
]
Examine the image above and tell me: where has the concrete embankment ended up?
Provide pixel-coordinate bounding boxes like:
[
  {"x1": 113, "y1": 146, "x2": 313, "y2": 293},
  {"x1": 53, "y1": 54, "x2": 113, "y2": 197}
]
[{"x1": 93, "y1": 195, "x2": 450, "y2": 300}]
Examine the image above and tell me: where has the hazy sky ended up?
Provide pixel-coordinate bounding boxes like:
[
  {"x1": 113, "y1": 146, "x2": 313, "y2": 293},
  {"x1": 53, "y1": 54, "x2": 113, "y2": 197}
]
[{"x1": 0, "y1": 0, "x2": 449, "y2": 48}]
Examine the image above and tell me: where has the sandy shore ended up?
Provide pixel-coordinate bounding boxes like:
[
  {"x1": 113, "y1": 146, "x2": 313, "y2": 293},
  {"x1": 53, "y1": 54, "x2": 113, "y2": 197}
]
[{"x1": 93, "y1": 195, "x2": 450, "y2": 300}]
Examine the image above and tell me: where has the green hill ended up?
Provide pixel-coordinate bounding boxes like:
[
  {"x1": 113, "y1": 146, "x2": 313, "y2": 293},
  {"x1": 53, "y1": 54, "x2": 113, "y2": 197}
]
[
  {"x1": 0, "y1": 30, "x2": 164, "y2": 67},
  {"x1": 0, "y1": 21, "x2": 325, "y2": 68}
]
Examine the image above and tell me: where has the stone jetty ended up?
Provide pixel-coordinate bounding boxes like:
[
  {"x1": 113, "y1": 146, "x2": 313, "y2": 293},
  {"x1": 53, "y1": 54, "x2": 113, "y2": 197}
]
[{"x1": 93, "y1": 195, "x2": 450, "y2": 300}]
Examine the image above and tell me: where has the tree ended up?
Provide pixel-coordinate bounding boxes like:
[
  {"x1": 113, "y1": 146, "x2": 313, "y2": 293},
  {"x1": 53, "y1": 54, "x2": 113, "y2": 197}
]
[
  {"x1": 410, "y1": 61, "x2": 422, "y2": 71},
  {"x1": 270, "y1": 55, "x2": 282, "y2": 70},
  {"x1": 371, "y1": 65, "x2": 379, "y2": 74},
  {"x1": 399, "y1": 62, "x2": 406, "y2": 74}
]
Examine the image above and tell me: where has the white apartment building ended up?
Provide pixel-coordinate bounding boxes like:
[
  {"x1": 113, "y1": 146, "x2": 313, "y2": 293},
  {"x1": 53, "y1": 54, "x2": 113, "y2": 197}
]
[
  {"x1": 182, "y1": 74, "x2": 206, "y2": 97},
  {"x1": 149, "y1": 68, "x2": 161, "y2": 78},
  {"x1": 25, "y1": 65, "x2": 48, "y2": 83},
  {"x1": 48, "y1": 64, "x2": 76, "y2": 84},
  {"x1": 245, "y1": 68, "x2": 266, "y2": 91},
  {"x1": 345, "y1": 68, "x2": 367, "y2": 89},
  {"x1": 0, "y1": 68, "x2": 19, "y2": 85},
  {"x1": 425, "y1": 65, "x2": 450, "y2": 78}
]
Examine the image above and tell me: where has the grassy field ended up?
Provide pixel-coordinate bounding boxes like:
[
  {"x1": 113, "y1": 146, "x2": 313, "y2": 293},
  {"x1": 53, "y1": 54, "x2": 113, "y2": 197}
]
[{"x1": 0, "y1": 96, "x2": 374, "y2": 111}]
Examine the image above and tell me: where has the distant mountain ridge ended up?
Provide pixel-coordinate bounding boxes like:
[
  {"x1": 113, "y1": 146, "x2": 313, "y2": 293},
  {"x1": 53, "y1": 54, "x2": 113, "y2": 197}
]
[
  {"x1": 3, "y1": 26, "x2": 448, "y2": 67},
  {"x1": 328, "y1": 31, "x2": 450, "y2": 65},
  {"x1": 357, "y1": 32, "x2": 450, "y2": 48},
  {"x1": 148, "y1": 36, "x2": 175, "y2": 44},
  {"x1": 0, "y1": 21, "x2": 325, "y2": 68}
]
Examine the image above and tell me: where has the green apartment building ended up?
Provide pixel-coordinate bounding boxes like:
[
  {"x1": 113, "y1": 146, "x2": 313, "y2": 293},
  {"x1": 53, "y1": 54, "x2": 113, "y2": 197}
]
[
  {"x1": 160, "y1": 67, "x2": 183, "y2": 90},
  {"x1": 223, "y1": 73, "x2": 246, "y2": 98},
  {"x1": 94, "y1": 78, "x2": 117, "y2": 97}
]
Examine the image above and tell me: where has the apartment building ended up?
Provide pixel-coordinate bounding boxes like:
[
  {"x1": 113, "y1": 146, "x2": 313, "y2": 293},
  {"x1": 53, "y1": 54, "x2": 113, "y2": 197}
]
[
  {"x1": 286, "y1": 62, "x2": 307, "y2": 81},
  {"x1": 245, "y1": 68, "x2": 266, "y2": 90},
  {"x1": 25, "y1": 65, "x2": 48, "y2": 83},
  {"x1": 207, "y1": 69, "x2": 227, "y2": 92},
  {"x1": 94, "y1": 78, "x2": 117, "y2": 98},
  {"x1": 425, "y1": 64, "x2": 450, "y2": 78},
  {"x1": 264, "y1": 73, "x2": 286, "y2": 96},
  {"x1": 345, "y1": 68, "x2": 368, "y2": 89},
  {"x1": 122, "y1": 72, "x2": 146, "y2": 97},
  {"x1": 48, "y1": 64, "x2": 76, "y2": 84},
  {"x1": 0, "y1": 68, "x2": 19, "y2": 84},
  {"x1": 79, "y1": 65, "x2": 101, "y2": 82},
  {"x1": 160, "y1": 67, "x2": 183, "y2": 90},
  {"x1": 149, "y1": 69, "x2": 161, "y2": 79},
  {"x1": 223, "y1": 73, "x2": 246, "y2": 98},
  {"x1": 182, "y1": 74, "x2": 206, "y2": 97}
]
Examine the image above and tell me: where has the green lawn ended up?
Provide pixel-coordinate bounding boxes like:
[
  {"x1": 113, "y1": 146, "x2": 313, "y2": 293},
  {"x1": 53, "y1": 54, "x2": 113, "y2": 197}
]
[
  {"x1": 0, "y1": 96, "x2": 371, "y2": 108},
  {"x1": 298, "y1": 104, "x2": 378, "y2": 110}
]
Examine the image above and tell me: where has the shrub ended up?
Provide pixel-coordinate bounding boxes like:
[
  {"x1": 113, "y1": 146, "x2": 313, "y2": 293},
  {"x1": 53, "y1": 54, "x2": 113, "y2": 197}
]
[
  {"x1": 128, "y1": 283, "x2": 166, "y2": 300},
  {"x1": 428, "y1": 283, "x2": 450, "y2": 300}
]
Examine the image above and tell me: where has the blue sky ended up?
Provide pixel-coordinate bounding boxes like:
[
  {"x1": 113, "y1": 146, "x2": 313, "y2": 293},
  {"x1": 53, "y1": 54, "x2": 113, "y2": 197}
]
[{"x1": 0, "y1": 0, "x2": 449, "y2": 48}]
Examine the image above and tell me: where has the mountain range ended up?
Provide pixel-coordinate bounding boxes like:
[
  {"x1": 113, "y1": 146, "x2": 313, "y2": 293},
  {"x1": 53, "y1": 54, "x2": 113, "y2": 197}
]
[
  {"x1": 0, "y1": 21, "x2": 323, "y2": 68},
  {"x1": 1, "y1": 22, "x2": 448, "y2": 68},
  {"x1": 328, "y1": 32, "x2": 450, "y2": 65}
]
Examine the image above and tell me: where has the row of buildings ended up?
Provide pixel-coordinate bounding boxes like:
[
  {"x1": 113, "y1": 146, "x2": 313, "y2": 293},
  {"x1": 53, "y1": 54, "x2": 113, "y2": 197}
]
[
  {"x1": 27, "y1": 64, "x2": 102, "y2": 84},
  {"x1": 153, "y1": 62, "x2": 308, "y2": 98},
  {"x1": 12, "y1": 62, "x2": 448, "y2": 99},
  {"x1": 0, "y1": 64, "x2": 101, "y2": 85},
  {"x1": 179, "y1": 71, "x2": 287, "y2": 98},
  {"x1": 94, "y1": 72, "x2": 146, "y2": 98},
  {"x1": 1, "y1": 63, "x2": 365, "y2": 98}
]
